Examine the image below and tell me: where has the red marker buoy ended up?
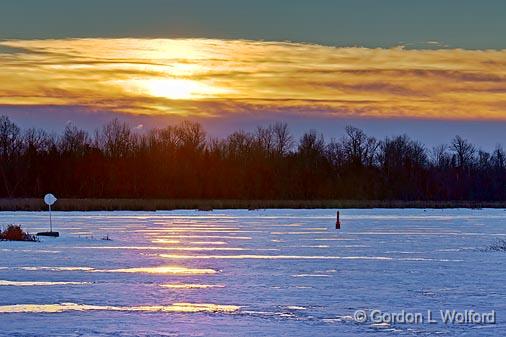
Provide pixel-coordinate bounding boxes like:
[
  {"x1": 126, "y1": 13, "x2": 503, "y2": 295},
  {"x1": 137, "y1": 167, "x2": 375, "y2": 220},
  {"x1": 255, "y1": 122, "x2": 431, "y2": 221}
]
[{"x1": 336, "y1": 211, "x2": 341, "y2": 229}]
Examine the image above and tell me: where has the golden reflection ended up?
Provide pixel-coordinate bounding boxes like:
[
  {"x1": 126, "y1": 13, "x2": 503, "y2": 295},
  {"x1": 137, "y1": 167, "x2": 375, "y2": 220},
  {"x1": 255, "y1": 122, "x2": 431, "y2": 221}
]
[
  {"x1": 158, "y1": 254, "x2": 461, "y2": 262},
  {"x1": 75, "y1": 245, "x2": 245, "y2": 251},
  {"x1": 144, "y1": 227, "x2": 243, "y2": 231},
  {"x1": 160, "y1": 284, "x2": 224, "y2": 289},
  {"x1": 0, "y1": 280, "x2": 90, "y2": 286},
  {"x1": 0, "y1": 302, "x2": 239, "y2": 313},
  {"x1": 15, "y1": 265, "x2": 218, "y2": 274},
  {"x1": 149, "y1": 239, "x2": 180, "y2": 244},
  {"x1": 156, "y1": 235, "x2": 252, "y2": 240},
  {"x1": 297, "y1": 245, "x2": 330, "y2": 248},
  {"x1": 107, "y1": 266, "x2": 217, "y2": 274},
  {"x1": 19, "y1": 267, "x2": 95, "y2": 272},
  {"x1": 150, "y1": 247, "x2": 247, "y2": 251},
  {"x1": 159, "y1": 254, "x2": 393, "y2": 260},
  {"x1": 310, "y1": 238, "x2": 356, "y2": 241},
  {"x1": 270, "y1": 232, "x2": 327, "y2": 235},
  {"x1": 147, "y1": 230, "x2": 260, "y2": 233}
]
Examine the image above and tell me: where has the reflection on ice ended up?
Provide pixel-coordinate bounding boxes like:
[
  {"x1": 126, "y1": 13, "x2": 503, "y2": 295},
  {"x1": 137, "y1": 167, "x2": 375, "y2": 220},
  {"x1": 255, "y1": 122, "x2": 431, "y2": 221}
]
[
  {"x1": 2, "y1": 209, "x2": 504, "y2": 336},
  {"x1": 160, "y1": 254, "x2": 394, "y2": 260},
  {"x1": 286, "y1": 306, "x2": 307, "y2": 310},
  {"x1": 293, "y1": 245, "x2": 330, "y2": 248},
  {"x1": 311, "y1": 238, "x2": 355, "y2": 241},
  {"x1": 0, "y1": 280, "x2": 91, "y2": 286},
  {"x1": 159, "y1": 254, "x2": 462, "y2": 262},
  {"x1": 0, "y1": 302, "x2": 239, "y2": 313},
  {"x1": 188, "y1": 241, "x2": 228, "y2": 245},
  {"x1": 147, "y1": 229, "x2": 261, "y2": 233},
  {"x1": 15, "y1": 266, "x2": 218, "y2": 275},
  {"x1": 0, "y1": 249, "x2": 60, "y2": 253},
  {"x1": 105, "y1": 266, "x2": 218, "y2": 275},
  {"x1": 19, "y1": 267, "x2": 95, "y2": 272},
  {"x1": 155, "y1": 235, "x2": 252, "y2": 240},
  {"x1": 160, "y1": 284, "x2": 224, "y2": 289},
  {"x1": 75, "y1": 245, "x2": 250, "y2": 251},
  {"x1": 271, "y1": 232, "x2": 328, "y2": 235},
  {"x1": 144, "y1": 227, "x2": 247, "y2": 231},
  {"x1": 149, "y1": 239, "x2": 180, "y2": 244}
]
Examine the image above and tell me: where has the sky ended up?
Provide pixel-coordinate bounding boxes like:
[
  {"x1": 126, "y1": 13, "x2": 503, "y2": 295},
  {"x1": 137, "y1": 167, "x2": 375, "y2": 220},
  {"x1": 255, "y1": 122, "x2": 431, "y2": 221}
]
[{"x1": 1, "y1": 0, "x2": 506, "y2": 148}]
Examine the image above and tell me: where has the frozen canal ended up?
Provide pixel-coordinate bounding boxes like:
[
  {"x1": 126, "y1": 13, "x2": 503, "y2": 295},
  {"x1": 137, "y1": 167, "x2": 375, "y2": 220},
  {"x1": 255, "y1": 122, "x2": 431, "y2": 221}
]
[{"x1": 0, "y1": 209, "x2": 505, "y2": 336}]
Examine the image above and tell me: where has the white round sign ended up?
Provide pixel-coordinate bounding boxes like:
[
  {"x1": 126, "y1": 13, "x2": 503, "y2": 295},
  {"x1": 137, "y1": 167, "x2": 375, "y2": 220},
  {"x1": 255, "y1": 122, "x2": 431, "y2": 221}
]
[{"x1": 44, "y1": 193, "x2": 57, "y2": 206}]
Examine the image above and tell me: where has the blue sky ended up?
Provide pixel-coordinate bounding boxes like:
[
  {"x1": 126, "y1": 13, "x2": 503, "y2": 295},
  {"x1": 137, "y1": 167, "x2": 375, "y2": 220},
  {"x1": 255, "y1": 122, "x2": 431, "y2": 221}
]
[{"x1": 2, "y1": 0, "x2": 506, "y2": 48}]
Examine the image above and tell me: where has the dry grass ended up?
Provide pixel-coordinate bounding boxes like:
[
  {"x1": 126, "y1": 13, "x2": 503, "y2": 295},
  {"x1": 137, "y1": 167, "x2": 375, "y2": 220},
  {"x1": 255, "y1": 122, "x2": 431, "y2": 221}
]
[
  {"x1": 0, "y1": 198, "x2": 504, "y2": 211},
  {"x1": 0, "y1": 224, "x2": 37, "y2": 241}
]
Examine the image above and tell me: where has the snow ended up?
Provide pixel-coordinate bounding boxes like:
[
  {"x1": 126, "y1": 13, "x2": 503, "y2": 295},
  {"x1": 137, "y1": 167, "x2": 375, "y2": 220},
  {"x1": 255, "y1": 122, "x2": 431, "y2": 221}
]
[{"x1": 0, "y1": 208, "x2": 505, "y2": 336}]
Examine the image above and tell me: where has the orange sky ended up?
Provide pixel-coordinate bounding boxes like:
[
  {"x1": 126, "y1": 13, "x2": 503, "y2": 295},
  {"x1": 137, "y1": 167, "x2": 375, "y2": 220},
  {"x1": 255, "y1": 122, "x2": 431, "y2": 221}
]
[{"x1": 1, "y1": 38, "x2": 506, "y2": 121}]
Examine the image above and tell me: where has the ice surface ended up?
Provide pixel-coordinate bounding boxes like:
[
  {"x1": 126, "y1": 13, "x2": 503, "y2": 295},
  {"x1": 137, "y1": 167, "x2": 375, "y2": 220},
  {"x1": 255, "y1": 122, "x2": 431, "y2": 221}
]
[{"x1": 0, "y1": 209, "x2": 505, "y2": 336}]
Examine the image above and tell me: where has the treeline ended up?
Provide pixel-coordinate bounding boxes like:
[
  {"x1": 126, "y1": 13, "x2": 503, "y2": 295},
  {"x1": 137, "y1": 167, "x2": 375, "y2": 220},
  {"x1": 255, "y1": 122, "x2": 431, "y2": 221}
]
[{"x1": 0, "y1": 115, "x2": 505, "y2": 200}]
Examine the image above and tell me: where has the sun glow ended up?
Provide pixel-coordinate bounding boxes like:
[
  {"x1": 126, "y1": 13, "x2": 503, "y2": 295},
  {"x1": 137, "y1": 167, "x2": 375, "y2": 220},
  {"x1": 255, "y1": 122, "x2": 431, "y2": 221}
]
[
  {"x1": 1, "y1": 38, "x2": 506, "y2": 119},
  {"x1": 122, "y1": 78, "x2": 230, "y2": 100}
]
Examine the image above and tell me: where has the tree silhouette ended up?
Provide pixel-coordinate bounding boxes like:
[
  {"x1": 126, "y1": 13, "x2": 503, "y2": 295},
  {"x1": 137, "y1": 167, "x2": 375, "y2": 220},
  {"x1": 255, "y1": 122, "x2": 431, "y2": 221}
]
[{"x1": 0, "y1": 114, "x2": 504, "y2": 201}]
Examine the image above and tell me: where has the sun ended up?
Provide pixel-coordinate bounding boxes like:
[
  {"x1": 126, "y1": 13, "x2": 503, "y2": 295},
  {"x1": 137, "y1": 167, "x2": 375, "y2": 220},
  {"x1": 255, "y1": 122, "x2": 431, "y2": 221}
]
[
  {"x1": 141, "y1": 79, "x2": 204, "y2": 100},
  {"x1": 119, "y1": 78, "x2": 229, "y2": 100}
]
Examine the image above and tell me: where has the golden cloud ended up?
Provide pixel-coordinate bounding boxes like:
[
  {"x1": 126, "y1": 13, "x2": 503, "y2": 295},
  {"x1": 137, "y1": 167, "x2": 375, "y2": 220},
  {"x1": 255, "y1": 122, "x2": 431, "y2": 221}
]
[{"x1": 1, "y1": 38, "x2": 506, "y2": 120}]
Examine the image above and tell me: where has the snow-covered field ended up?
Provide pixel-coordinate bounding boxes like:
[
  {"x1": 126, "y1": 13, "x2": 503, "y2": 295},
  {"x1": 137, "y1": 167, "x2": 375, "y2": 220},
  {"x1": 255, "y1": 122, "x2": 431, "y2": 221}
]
[{"x1": 0, "y1": 209, "x2": 505, "y2": 336}]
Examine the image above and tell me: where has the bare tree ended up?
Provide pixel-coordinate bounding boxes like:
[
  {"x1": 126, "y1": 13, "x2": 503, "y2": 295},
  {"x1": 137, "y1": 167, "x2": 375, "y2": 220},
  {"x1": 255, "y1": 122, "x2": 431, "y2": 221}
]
[
  {"x1": 451, "y1": 135, "x2": 475, "y2": 168},
  {"x1": 326, "y1": 139, "x2": 345, "y2": 167},
  {"x1": 0, "y1": 116, "x2": 22, "y2": 158},
  {"x1": 272, "y1": 122, "x2": 293, "y2": 155},
  {"x1": 60, "y1": 124, "x2": 91, "y2": 156},
  {"x1": 379, "y1": 135, "x2": 427, "y2": 170},
  {"x1": 491, "y1": 145, "x2": 505, "y2": 169},
  {"x1": 24, "y1": 128, "x2": 53, "y2": 154},
  {"x1": 225, "y1": 130, "x2": 254, "y2": 158},
  {"x1": 97, "y1": 119, "x2": 135, "y2": 158},
  {"x1": 175, "y1": 120, "x2": 206, "y2": 152},
  {"x1": 298, "y1": 130, "x2": 325, "y2": 156},
  {"x1": 255, "y1": 125, "x2": 274, "y2": 153},
  {"x1": 147, "y1": 126, "x2": 177, "y2": 153},
  {"x1": 342, "y1": 126, "x2": 378, "y2": 167},
  {"x1": 431, "y1": 144, "x2": 450, "y2": 168}
]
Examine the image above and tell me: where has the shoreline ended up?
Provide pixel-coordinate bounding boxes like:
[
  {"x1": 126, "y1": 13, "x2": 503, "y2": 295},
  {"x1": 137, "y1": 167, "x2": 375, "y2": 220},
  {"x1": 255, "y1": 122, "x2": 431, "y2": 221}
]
[{"x1": 0, "y1": 199, "x2": 505, "y2": 211}]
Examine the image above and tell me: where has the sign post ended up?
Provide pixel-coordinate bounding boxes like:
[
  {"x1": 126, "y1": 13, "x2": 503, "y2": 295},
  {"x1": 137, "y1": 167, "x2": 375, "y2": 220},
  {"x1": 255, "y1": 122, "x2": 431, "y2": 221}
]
[{"x1": 37, "y1": 194, "x2": 59, "y2": 237}]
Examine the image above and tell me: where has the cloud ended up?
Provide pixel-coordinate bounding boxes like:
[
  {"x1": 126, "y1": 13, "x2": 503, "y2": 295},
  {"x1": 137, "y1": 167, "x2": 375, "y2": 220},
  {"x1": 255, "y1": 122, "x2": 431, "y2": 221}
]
[{"x1": 0, "y1": 38, "x2": 505, "y2": 121}]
